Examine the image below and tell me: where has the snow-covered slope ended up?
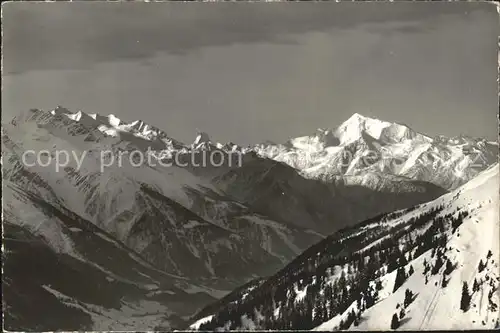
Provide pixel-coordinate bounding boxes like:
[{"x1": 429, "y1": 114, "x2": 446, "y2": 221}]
[
  {"x1": 319, "y1": 163, "x2": 500, "y2": 330},
  {"x1": 191, "y1": 164, "x2": 499, "y2": 330},
  {"x1": 253, "y1": 113, "x2": 498, "y2": 190},
  {"x1": 3, "y1": 181, "x2": 219, "y2": 331},
  {"x1": 2, "y1": 107, "x2": 322, "y2": 298}
]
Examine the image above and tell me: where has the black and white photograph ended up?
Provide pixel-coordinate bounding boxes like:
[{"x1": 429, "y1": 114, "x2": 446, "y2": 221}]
[{"x1": 2, "y1": 1, "x2": 499, "y2": 331}]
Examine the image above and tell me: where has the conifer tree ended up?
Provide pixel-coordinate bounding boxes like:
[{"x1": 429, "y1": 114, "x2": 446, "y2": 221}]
[
  {"x1": 390, "y1": 313, "x2": 399, "y2": 329},
  {"x1": 432, "y1": 255, "x2": 444, "y2": 275},
  {"x1": 404, "y1": 289, "x2": 413, "y2": 307},
  {"x1": 444, "y1": 259, "x2": 454, "y2": 275},
  {"x1": 393, "y1": 267, "x2": 406, "y2": 292},
  {"x1": 460, "y1": 281, "x2": 471, "y2": 312},
  {"x1": 473, "y1": 278, "x2": 480, "y2": 292},
  {"x1": 478, "y1": 260, "x2": 485, "y2": 272}
]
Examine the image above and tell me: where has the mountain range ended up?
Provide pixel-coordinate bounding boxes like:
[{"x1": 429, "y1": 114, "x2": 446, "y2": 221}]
[{"x1": 2, "y1": 106, "x2": 498, "y2": 330}]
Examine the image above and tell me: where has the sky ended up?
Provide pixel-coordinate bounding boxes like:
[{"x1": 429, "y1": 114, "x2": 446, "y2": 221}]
[{"x1": 2, "y1": 2, "x2": 499, "y2": 145}]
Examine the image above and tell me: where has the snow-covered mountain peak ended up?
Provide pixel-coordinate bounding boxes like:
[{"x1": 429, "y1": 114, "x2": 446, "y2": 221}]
[
  {"x1": 277, "y1": 113, "x2": 426, "y2": 153},
  {"x1": 48, "y1": 107, "x2": 103, "y2": 127},
  {"x1": 107, "y1": 114, "x2": 122, "y2": 127},
  {"x1": 65, "y1": 110, "x2": 84, "y2": 121},
  {"x1": 338, "y1": 111, "x2": 387, "y2": 128},
  {"x1": 192, "y1": 131, "x2": 213, "y2": 150},
  {"x1": 194, "y1": 131, "x2": 211, "y2": 144},
  {"x1": 335, "y1": 113, "x2": 419, "y2": 145},
  {"x1": 128, "y1": 119, "x2": 145, "y2": 128},
  {"x1": 129, "y1": 119, "x2": 155, "y2": 132},
  {"x1": 215, "y1": 141, "x2": 244, "y2": 152},
  {"x1": 63, "y1": 110, "x2": 104, "y2": 128},
  {"x1": 343, "y1": 112, "x2": 375, "y2": 123}
]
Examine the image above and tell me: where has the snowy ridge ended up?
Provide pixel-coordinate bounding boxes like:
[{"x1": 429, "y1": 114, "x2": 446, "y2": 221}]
[{"x1": 48, "y1": 107, "x2": 241, "y2": 153}]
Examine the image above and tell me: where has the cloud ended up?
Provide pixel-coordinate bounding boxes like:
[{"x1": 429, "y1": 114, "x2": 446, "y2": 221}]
[{"x1": 2, "y1": 1, "x2": 495, "y2": 74}]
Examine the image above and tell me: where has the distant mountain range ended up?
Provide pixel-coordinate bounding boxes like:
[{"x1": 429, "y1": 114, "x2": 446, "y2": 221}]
[
  {"x1": 2, "y1": 106, "x2": 498, "y2": 330},
  {"x1": 253, "y1": 113, "x2": 498, "y2": 190}
]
